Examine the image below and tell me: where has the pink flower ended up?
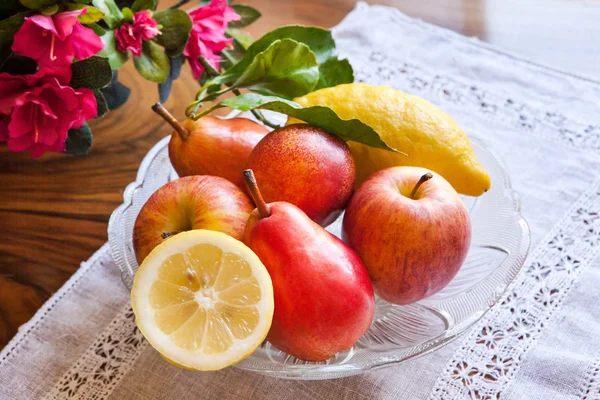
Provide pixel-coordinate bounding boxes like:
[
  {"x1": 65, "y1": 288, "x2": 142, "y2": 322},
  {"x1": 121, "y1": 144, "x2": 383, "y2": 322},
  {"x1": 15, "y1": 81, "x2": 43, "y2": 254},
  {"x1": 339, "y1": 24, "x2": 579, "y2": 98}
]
[
  {"x1": 11, "y1": 8, "x2": 103, "y2": 68},
  {"x1": 184, "y1": 0, "x2": 240, "y2": 79},
  {"x1": 115, "y1": 10, "x2": 161, "y2": 57},
  {"x1": 0, "y1": 68, "x2": 97, "y2": 158}
]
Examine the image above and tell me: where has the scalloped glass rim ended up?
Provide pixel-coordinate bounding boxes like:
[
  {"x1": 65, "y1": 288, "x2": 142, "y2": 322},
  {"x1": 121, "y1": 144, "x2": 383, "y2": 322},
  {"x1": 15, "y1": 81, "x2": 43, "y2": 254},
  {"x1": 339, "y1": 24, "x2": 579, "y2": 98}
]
[{"x1": 108, "y1": 111, "x2": 530, "y2": 380}]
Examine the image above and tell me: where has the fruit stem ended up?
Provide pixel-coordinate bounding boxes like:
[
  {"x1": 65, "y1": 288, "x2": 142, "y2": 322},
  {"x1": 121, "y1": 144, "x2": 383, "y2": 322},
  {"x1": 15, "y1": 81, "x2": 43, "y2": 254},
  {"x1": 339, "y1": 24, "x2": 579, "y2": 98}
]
[
  {"x1": 243, "y1": 169, "x2": 271, "y2": 218},
  {"x1": 410, "y1": 172, "x2": 433, "y2": 199},
  {"x1": 151, "y1": 102, "x2": 190, "y2": 141},
  {"x1": 161, "y1": 231, "x2": 181, "y2": 239}
]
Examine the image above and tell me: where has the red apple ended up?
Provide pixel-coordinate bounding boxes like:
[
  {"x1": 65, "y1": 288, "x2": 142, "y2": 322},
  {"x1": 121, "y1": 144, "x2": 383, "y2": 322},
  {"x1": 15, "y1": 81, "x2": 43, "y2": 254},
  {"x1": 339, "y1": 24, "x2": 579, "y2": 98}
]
[
  {"x1": 133, "y1": 175, "x2": 254, "y2": 263},
  {"x1": 342, "y1": 166, "x2": 471, "y2": 305}
]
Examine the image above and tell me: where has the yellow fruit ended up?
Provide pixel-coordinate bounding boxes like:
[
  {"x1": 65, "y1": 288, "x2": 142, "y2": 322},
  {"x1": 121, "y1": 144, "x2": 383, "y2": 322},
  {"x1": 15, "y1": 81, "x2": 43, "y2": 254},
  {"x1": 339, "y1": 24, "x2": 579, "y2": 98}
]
[
  {"x1": 131, "y1": 230, "x2": 274, "y2": 371},
  {"x1": 291, "y1": 83, "x2": 491, "y2": 196}
]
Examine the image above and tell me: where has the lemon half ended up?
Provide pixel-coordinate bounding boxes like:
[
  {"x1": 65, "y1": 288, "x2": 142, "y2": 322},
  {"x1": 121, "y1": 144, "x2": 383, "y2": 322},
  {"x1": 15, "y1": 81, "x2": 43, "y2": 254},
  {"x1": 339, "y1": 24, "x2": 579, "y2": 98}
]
[{"x1": 131, "y1": 230, "x2": 274, "y2": 371}]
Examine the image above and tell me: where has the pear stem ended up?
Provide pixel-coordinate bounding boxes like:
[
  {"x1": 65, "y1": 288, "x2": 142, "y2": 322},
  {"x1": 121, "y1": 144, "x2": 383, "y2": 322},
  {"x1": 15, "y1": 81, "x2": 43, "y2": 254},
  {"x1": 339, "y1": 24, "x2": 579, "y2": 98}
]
[
  {"x1": 410, "y1": 172, "x2": 433, "y2": 199},
  {"x1": 243, "y1": 169, "x2": 271, "y2": 218},
  {"x1": 152, "y1": 102, "x2": 190, "y2": 141}
]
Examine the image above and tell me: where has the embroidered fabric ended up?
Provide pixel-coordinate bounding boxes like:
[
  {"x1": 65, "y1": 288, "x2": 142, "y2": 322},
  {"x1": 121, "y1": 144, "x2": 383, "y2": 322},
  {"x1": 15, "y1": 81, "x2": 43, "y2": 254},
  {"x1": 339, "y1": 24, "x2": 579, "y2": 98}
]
[{"x1": 2, "y1": 3, "x2": 600, "y2": 399}]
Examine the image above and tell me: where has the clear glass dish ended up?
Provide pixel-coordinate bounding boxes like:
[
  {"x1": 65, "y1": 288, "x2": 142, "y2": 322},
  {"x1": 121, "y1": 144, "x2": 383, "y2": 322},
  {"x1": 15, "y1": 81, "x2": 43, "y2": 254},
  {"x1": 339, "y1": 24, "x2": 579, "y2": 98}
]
[{"x1": 108, "y1": 111, "x2": 530, "y2": 380}]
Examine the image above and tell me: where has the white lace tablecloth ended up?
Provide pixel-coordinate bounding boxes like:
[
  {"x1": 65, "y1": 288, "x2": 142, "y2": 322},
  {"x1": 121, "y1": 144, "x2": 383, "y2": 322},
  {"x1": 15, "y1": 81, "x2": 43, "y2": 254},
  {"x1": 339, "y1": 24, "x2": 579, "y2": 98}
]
[{"x1": 2, "y1": 3, "x2": 600, "y2": 399}]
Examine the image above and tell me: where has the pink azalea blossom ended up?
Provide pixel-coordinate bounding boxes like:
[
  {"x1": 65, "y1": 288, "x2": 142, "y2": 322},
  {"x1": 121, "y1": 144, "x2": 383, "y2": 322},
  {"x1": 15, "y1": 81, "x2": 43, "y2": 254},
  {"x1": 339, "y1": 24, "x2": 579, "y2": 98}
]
[
  {"x1": 115, "y1": 10, "x2": 161, "y2": 57},
  {"x1": 0, "y1": 68, "x2": 97, "y2": 158},
  {"x1": 184, "y1": 0, "x2": 240, "y2": 79},
  {"x1": 11, "y1": 8, "x2": 103, "y2": 68}
]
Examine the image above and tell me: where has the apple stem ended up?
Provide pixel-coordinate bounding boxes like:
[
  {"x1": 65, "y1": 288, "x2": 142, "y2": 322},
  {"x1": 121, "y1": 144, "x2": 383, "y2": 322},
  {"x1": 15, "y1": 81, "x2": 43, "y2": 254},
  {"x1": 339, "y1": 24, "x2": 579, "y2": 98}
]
[
  {"x1": 243, "y1": 169, "x2": 271, "y2": 218},
  {"x1": 161, "y1": 231, "x2": 181, "y2": 239},
  {"x1": 151, "y1": 102, "x2": 190, "y2": 141},
  {"x1": 410, "y1": 172, "x2": 434, "y2": 199}
]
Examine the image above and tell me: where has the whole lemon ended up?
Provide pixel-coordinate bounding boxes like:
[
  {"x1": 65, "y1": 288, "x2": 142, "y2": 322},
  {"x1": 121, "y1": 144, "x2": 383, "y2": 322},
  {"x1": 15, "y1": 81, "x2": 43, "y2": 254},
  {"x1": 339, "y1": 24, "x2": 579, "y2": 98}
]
[{"x1": 291, "y1": 83, "x2": 491, "y2": 196}]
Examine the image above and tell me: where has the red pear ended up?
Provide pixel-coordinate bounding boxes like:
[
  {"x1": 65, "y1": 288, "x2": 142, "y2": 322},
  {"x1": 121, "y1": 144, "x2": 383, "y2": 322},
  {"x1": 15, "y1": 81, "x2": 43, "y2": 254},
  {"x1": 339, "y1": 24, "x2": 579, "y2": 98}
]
[{"x1": 242, "y1": 170, "x2": 374, "y2": 361}]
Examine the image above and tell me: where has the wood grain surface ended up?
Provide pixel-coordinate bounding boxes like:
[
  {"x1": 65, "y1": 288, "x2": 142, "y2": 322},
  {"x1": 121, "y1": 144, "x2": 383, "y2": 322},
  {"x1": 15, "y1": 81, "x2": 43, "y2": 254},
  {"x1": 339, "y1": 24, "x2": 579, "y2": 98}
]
[{"x1": 1, "y1": 0, "x2": 599, "y2": 349}]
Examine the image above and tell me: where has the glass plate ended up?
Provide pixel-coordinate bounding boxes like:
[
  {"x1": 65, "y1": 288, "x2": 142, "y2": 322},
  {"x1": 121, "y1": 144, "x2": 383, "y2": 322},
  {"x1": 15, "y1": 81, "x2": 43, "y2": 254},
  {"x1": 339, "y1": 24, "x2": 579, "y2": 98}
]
[{"x1": 108, "y1": 111, "x2": 530, "y2": 380}]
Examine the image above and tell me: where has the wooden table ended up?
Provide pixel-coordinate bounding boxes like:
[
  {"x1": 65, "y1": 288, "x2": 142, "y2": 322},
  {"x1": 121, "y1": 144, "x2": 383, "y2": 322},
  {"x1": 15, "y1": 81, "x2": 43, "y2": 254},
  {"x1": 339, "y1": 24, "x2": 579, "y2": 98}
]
[{"x1": 1, "y1": 0, "x2": 599, "y2": 349}]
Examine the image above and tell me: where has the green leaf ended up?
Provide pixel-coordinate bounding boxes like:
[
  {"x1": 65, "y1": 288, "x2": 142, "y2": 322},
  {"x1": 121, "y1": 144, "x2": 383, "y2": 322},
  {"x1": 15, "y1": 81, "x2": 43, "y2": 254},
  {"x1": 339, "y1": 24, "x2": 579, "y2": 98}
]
[
  {"x1": 218, "y1": 25, "x2": 353, "y2": 90},
  {"x1": 65, "y1": 124, "x2": 93, "y2": 156},
  {"x1": 19, "y1": 0, "x2": 56, "y2": 10},
  {"x1": 87, "y1": 22, "x2": 106, "y2": 36},
  {"x1": 92, "y1": 0, "x2": 122, "y2": 28},
  {"x1": 121, "y1": 6, "x2": 133, "y2": 21},
  {"x1": 40, "y1": 4, "x2": 58, "y2": 15},
  {"x1": 220, "y1": 39, "x2": 245, "y2": 70},
  {"x1": 93, "y1": 89, "x2": 109, "y2": 117},
  {"x1": 134, "y1": 40, "x2": 170, "y2": 83},
  {"x1": 98, "y1": 31, "x2": 128, "y2": 69},
  {"x1": 153, "y1": 9, "x2": 192, "y2": 57},
  {"x1": 226, "y1": 28, "x2": 252, "y2": 49},
  {"x1": 222, "y1": 39, "x2": 319, "y2": 99},
  {"x1": 101, "y1": 71, "x2": 131, "y2": 109},
  {"x1": 131, "y1": 0, "x2": 157, "y2": 12},
  {"x1": 71, "y1": 0, "x2": 93, "y2": 3},
  {"x1": 211, "y1": 93, "x2": 398, "y2": 152},
  {"x1": 67, "y1": 4, "x2": 105, "y2": 24},
  {"x1": 0, "y1": 10, "x2": 33, "y2": 44},
  {"x1": 1, "y1": 53, "x2": 36, "y2": 74},
  {"x1": 228, "y1": 5, "x2": 260, "y2": 28},
  {"x1": 315, "y1": 58, "x2": 353, "y2": 90},
  {"x1": 70, "y1": 56, "x2": 113, "y2": 89}
]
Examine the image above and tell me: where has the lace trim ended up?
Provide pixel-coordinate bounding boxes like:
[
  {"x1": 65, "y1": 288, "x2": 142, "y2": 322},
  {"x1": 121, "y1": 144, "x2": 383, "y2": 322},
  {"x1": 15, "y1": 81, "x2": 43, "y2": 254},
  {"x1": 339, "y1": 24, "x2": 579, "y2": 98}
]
[
  {"x1": 0, "y1": 244, "x2": 110, "y2": 369},
  {"x1": 429, "y1": 179, "x2": 600, "y2": 399},
  {"x1": 352, "y1": 50, "x2": 600, "y2": 152},
  {"x1": 580, "y1": 352, "x2": 600, "y2": 400},
  {"x1": 44, "y1": 304, "x2": 147, "y2": 400}
]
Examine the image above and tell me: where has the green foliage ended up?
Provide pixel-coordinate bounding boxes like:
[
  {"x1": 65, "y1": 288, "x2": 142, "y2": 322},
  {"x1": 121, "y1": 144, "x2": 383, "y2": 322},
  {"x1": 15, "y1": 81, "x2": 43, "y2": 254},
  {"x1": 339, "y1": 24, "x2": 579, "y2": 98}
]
[
  {"x1": 92, "y1": 0, "x2": 122, "y2": 28},
  {"x1": 65, "y1": 124, "x2": 93, "y2": 155},
  {"x1": 134, "y1": 40, "x2": 170, "y2": 83},
  {"x1": 131, "y1": 0, "x2": 157, "y2": 12},
  {"x1": 206, "y1": 94, "x2": 397, "y2": 152},
  {"x1": 225, "y1": 39, "x2": 319, "y2": 99},
  {"x1": 0, "y1": 10, "x2": 33, "y2": 44},
  {"x1": 153, "y1": 9, "x2": 192, "y2": 57},
  {"x1": 40, "y1": 4, "x2": 58, "y2": 15},
  {"x1": 228, "y1": 5, "x2": 260, "y2": 28},
  {"x1": 93, "y1": 89, "x2": 109, "y2": 117},
  {"x1": 19, "y1": 0, "x2": 56, "y2": 10},
  {"x1": 66, "y1": 4, "x2": 105, "y2": 24},
  {"x1": 70, "y1": 56, "x2": 113, "y2": 89},
  {"x1": 98, "y1": 31, "x2": 128, "y2": 69}
]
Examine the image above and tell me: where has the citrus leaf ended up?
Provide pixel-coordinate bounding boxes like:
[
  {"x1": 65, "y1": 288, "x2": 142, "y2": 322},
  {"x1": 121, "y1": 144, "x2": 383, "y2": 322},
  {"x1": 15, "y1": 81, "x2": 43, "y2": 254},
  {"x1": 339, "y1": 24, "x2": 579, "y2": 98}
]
[
  {"x1": 92, "y1": 0, "x2": 122, "y2": 28},
  {"x1": 134, "y1": 40, "x2": 169, "y2": 83},
  {"x1": 87, "y1": 22, "x2": 106, "y2": 36},
  {"x1": 98, "y1": 31, "x2": 128, "y2": 69},
  {"x1": 131, "y1": 0, "x2": 157, "y2": 12},
  {"x1": 70, "y1": 56, "x2": 113, "y2": 89},
  {"x1": 228, "y1": 5, "x2": 260, "y2": 28},
  {"x1": 315, "y1": 58, "x2": 353, "y2": 90},
  {"x1": 215, "y1": 39, "x2": 319, "y2": 99},
  {"x1": 211, "y1": 93, "x2": 398, "y2": 152},
  {"x1": 93, "y1": 89, "x2": 109, "y2": 117},
  {"x1": 66, "y1": 4, "x2": 105, "y2": 23},
  {"x1": 65, "y1": 123, "x2": 93, "y2": 155},
  {"x1": 153, "y1": 9, "x2": 192, "y2": 57},
  {"x1": 226, "y1": 28, "x2": 252, "y2": 49}
]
